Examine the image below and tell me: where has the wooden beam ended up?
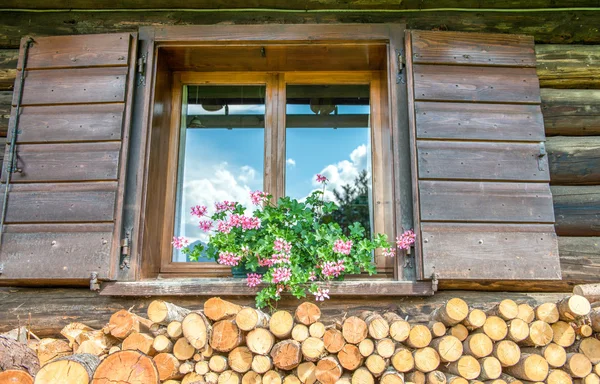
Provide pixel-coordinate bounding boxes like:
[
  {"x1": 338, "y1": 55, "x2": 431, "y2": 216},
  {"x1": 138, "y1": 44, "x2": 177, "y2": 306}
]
[
  {"x1": 0, "y1": 49, "x2": 16, "y2": 91},
  {"x1": 536, "y1": 44, "x2": 600, "y2": 89},
  {"x1": 187, "y1": 114, "x2": 369, "y2": 129},
  {"x1": 547, "y1": 136, "x2": 600, "y2": 185},
  {"x1": 0, "y1": 91, "x2": 10, "y2": 137},
  {"x1": 541, "y1": 89, "x2": 600, "y2": 136},
  {"x1": 552, "y1": 185, "x2": 600, "y2": 237}
]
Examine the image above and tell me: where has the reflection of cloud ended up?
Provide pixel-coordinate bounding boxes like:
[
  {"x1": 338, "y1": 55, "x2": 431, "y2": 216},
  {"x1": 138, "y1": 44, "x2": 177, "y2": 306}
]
[
  {"x1": 312, "y1": 144, "x2": 369, "y2": 201},
  {"x1": 286, "y1": 158, "x2": 296, "y2": 167}
]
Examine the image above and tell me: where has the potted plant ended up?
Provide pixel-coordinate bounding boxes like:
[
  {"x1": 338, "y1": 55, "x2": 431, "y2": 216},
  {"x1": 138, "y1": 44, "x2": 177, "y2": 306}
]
[{"x1": 172, "y1": 175, "x2": 415, "y2": 308}]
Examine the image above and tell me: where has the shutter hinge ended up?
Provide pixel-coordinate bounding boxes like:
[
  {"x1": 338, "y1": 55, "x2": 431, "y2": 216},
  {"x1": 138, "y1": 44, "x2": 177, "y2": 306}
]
[
  {"x1": 90, "y1": 272, "x2": 100, "y2": 291},
  {"x1": 120, "y1": 230, "x2": 131, "y2": 270},
  {"x1": 431, "y1": 273, "x2": 439, "y2": 292},
  {"x1": 538, "y1": 142, "x2": 546, "y2": 171},
  {"x1": 137, "y1": 53, "x2": 147, "y2": 86},
  {"x1": 396, "y1": 49, "x2": 406, "y2": 84}
]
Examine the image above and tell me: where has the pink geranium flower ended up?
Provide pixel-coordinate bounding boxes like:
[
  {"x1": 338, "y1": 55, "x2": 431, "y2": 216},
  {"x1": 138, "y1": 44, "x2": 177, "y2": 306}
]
[
  {"x1": 246, "y1": 273, "x2": 262, "y2": 288},
  {"x1": 171, "y1": 236, "x2": 189, "y2": 250},
  {"x1": 217, "y1": 251, "x2": 242, "y2": 266},
  {"x1": 313, "y1": 287, "x2": 330, "y2": 301},
  {"x1": 308, "y1": 271, "x2": 317, "y2": 281},
  {"x1": 273, "y1": 238, "x2": 292, "y2": 254},
  {"x1": 190, "y1": 205, "x2": 208, "y2": 217},
  {"x1": 321, "y1": 260, "x2": 345, "y2": 278},
  {"x1": 217, "y1": 221, "x2": 232, "y2": 234},
  {"x1": 396, "y1": 229, "x2": 416, "y2": 250},
  {"x1": 250, "y1": 190, "x2": 269, "y2": 205},
  {"x1": 333, "y1": 239, "x2": 353, "y2": 255},
  {"x1": 382, "y1": 247, "x2": 396, "y2": 258},
  {"x1": 272, "y1": 267, "x2": 292, "y2": 283},
  {"x1": 198, "y1": 220, "x2": 213, "y2": 232},
  {"x1": 215, "y1": 201, "x2": 236, "y2": 213},
  {"x1": 316, "y1": 174, "x2": 328, "y2": 183}
]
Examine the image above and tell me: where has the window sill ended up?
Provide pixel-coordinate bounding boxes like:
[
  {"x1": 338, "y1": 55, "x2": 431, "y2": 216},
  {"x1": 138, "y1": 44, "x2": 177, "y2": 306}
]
[{"x1": 100, "y1": 278, "x2": 434, "y2": 296}]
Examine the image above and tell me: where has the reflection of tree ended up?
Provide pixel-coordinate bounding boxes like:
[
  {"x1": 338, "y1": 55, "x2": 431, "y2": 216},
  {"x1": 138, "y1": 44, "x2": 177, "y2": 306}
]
[{"x1": 331, "y1": 170, "x2": 372, "y2": 238}]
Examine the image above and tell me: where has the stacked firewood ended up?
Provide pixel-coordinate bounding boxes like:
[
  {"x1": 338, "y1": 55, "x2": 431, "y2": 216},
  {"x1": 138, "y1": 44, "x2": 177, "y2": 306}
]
[{"x1": 0, "y1": 290, "x2": 599, "y2": 384}]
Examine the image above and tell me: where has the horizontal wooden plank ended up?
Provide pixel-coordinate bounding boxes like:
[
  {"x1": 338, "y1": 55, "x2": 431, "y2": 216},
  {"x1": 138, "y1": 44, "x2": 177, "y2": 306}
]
[
  {"x1": 0, "y1": 49, "x2": 17, "y2": 91},
  {"x1": 25, "y1": 33, "x2": 131, "y2": 70},
  {"x1": 541, "y1": 89, "x2": 600, "y2": 136},
  {"x1": 415, "y1": 101, "x2": 545, "y2": 141},
  {"x1": 0, "y1": 91, "x2": 10, "y2": 136},
  {"x1": 0, "y1": 224, "x2": 114, "y2": 280},
  {"x1": 536, "y1": 44, "x2": 600, "y2": 89},
  {"x1": 417, "y1": 140, "x2": 549, "y2": 182},
  {"x1": 21, "y1": 66, "x2": 128, "y2": 106},
  {"x1": 419, "y1": 180, "x2": 555, "y2": 223},
  {"x1": 421, "y1": 223, "x2": 560, "y2": 280},
  {"x1": 552, "y1": 185, "x2": 600, "y2": 236},
  {"x1": 4, "y1": 182, "x2": 117, "y2": 223},
  {"x1": 413, "y1": 64, "x2": 540, "y2": 103},
  {"x1": 411, "y1": 30, "x2": 535, "y2": 67},
  {"x1": 8, "y1": 104, "x2": 125, "y2": 143},
  {"x1": 547, "y1": 136, "x2": 600, "y2": 185},
  {"x1": 3, "y1": 142, "x2": 120, "y2": 182}
]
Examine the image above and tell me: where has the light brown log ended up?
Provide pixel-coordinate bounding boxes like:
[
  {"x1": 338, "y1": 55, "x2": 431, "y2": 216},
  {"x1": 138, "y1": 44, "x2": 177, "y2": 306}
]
[
  {"x1": 552, "y1": 321, "x2": 576, "y2": 347},
  {"x1": 179, "y1": 361, "x2": 195, "y2": 375},
  {"x1": 521, "y1": 320, "x2": 554, "y2": 347},
  {"x1": 0, "y1": 370, "x2": 34, "y2": 384},
  {"x1": 209, "y1": 356, "x2": 229, "y2": 373},
  {"x1": 352, "y1": 367, "x2": 374, "y2": 384},
  {"x1": 428, "y1": 322, "x2": 447, "y2": 338},
  {"x1": 427, "y1": 370, "x2": 446, "y2": 384},
  {"x1": 450, "y1": 324, "x2": 469, "y2": 342},
  {"x1": 148, "y1": 300, "x2": 191, "y2": 325},
  {"x1": 547, "y1": 369, "x2": 573, "y2": 384},
  {"x1": 35, "y1": 353, "x2": 99, "y2": 384},
  {"x1": 498, "y1": 374, "x2": 523, "y2": 384},
  {"x1": 504, "y1": 354, "x2": 549, "y2": 382},
  {"x1": 376, "y1": 338, "x2": 396, "y2": 358},
  {"x1": 154, "y1": 353, "x2": 182, "y2": 381},
  {"x1": 358, "y1": 338, "x2": 375, "y2": 357},
  {"x1": 218, "y1": 370, "x2": 241, "y2": 384},
  {"x1": 149, "y1": 324, "x2": 168, "y2": 338},
  {"x1": 316, "y1": 356, "x2": 343, "y2": 384},
  {"x1": 270, "y1": 311, "x2": 294, "y2": 339},
  {"x1": 535, "y1": 303, "x2": 560, "y2": 324},
  {"x1": 384, "y1": 313, "x2": 411, "y2": 343},
  {"x1": 302, "y1": 337, "x2": 325, "y2": 362},
  {"x1": 576, "y1": 373, "x2": 599, "y2": 384},
  {"x1": 442, "y1": 355, "x2": 480, "y2": 380},
  {"x1": 487, "y1": 300, "x2": 519, "y2": 321},
  {"x1": 482, "y1": 380, "x2": 506, "y2": 384},
  {"x1": 391, "y1": 347, "x2": 414, "y2": 373},
  {"x1": 506, "y1": 319, "x2": 529, "y2": 343},
  {"x1": 343, "y1": 317, "x2": 369, "y2": 344},
  {"x1": 36, "y1": 338, "x2": 71, "y2": 366},
  {"x1": 339, "y1": 343, "x2": 364, "y2": 371},
  {"x1": 75, "y1": 330, "x2": 118, "y2": 356},
  {"x1": 579, "y1": 338, "x2": 600, "y2": 364},
  {"x1": 575, "y1": 324, "x2": 594, "y2": 338},
  {"x1": 406, "y1": 371, "x2": 426, "y2": 384},
  {"x1": 414, "y1": 347, "x2": 441, "y2": 373},
  {"x1": 516, "y1": 304, "x2": 535, "y2": 324},
  {"x1": 229, "y1": 346, "x2": 253, "y2": 373},
  {"x1": 121, "y1": 332, "x2": 155, "y2": 356},
  {"x1": 195, "y1": 360, "x2": 209, "y2": 375},
  {"x1": 282, "y1": 374, "x2": 300, "y2": 384},
  {"x1": 247, "y1": 328, "x2": 275, "y2": 356},
  {"x1": 573, "y1": 284, "x2": 600, "y2": 304},
  {"x1": 60, "y1": 323, "x2": 94, "y2": 347},
  {"x1": 167, "y1": 321, "x2": 183, "y2": 339},
  {"x1": 431, "y1": 299, "x2": 469, "y2": 326},
  {"x1": 205, "y1": 298, "x2": 242, "y2": 322},
  {"x1": 565, "y1": 353, "x2": 593, "y2": 378},
  {"x1": 295, "y1": 303, "x2": 321, "y2": 326},
  {"x1": 309, "y1": 322, "x2": 326, "y2": 338},
  {"x1": 365, "y1": 354, "x2": 388, "y2": 377},
  {"x1": 243, "y1": 371, "x2": 262, "y2": 384},
  {"x1": 153, "y1": 334, "x2": 174, "y2": 353},
  {"x1": 91, "y1": 350, "x2": 159, "y2": 384},
  {"x1": 251, "y1": 355, "x2": 272, "y2": 374},
  {"x1": 592, "y1": 309, "x2": 600, "y2": 332},
  {"x1": 478, "y1": 357, "x2": 502, "y2": 380},
  {"x1": 205, "y1": 372, "x2": 220, "y2": 384},
  {"x1": 360, "y1": 312, "x2": 390, "y2": 340},
  {"x1": 463, "y1": 333, "x2": 493, "y2": 359},
  {"x1": 446, "y1": 374, "x2": 468, "y2": 384},
  {"x1": 262, "y1": 370, "x2": 282, "y2": 384},
  {"x1": 108, "y1": 346, "x2": 120, "y2": 355},
  {"x1": 464, "y1": 310, "x2": 487, "y2": 331},
  {"x1": 481, "y1": 316, "x2": 508, "y2": 342},
  {"x1": 237, "y1": 307, "x2": 270, "y2": 331},
  {"x1": 211, "y1": 320, "x2": 242, "y2": 352},
  {"x1": 182, "y1": 312, "x2": 212, "y2": 350},
  {"x1": 380, "y1": 368, "x2": 405, "y2": 384},
  {"x1": 292, "y1": 324, "x2": 310, "y2": 342},
  {"x1": 0, "y1": 336, "x2": 39, "y2": 378},
  {"x1": 323, "y1": 328, "x2": 345, "y2": 353},
  {"x1": 430, "y1": 335, "x2": 463, "y2": 363},
  {"x1": 182, "y1": 372, "x2": 204, "y2": 384},
  {"x1": 595, "y1": 364, "x2": 600, "y2": 376},
  {"x1": 406, "y1": 325, "x2": 432, "y2": 349},
  {"x1": 108, "y1": 310, "x2": 152, "y2": 339},
  {"x1": 522, "y1": 343, "x2": 567, "y2": 368},
  {"x1": 173, "y1": 337, "x2": 196, "y2": 361},
  {"x1": 296, "y1": 361, "x2": 317, "y2": 384},
  {"x1": 163, "y1": 380, "x2": 182, "y2": 384},
  {"x1": 270, "y1": 340, "x2": 302, "y2": 371},
  {"x1": 492, "y1": 340, "x2": 521, "y2": 367},
  {"x1": 558, "y1": 296, "x2": 592, "y2": 322}
]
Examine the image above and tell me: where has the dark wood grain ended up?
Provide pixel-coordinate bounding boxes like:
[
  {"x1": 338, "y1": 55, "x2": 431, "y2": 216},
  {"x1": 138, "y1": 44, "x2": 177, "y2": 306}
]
[
  {"x1": 26, "y1": 33, "x2": 131, "y2": 69},
  {"x1": 536, "y1": 44, "x2": 600, "y2": 89},
  {"x1": 4, "y1": 182, "x2": 117, "y2": 223},
  {"x1": 541, "y1": 89, "x2": 600, "y2": 136},
  {"x1": 552, "y1": 185, "x2": 600, "y2": 236},
  {"x1": 547, "y1": 136, "x2": 600, "y2": 185},
  {"x1": 0, "y1": 91, "x2": 10, "y2": 136},
  {"x1": 3, "y1": 142, "x2": 120, "y2": 182},
  {"x1": 421, "y1": 223, "x2": 560, "y2": 280},
  {"x1": 0, "y1": 49, "x2": 17, "y2": 91},
  {"x1": 21, "y1": 67, "x2": 128, "y2": 106},
  {"x1": 417, "y1": 140, "x2": 549, "y2": 182},
  {"x1": 413, "y1": 64, "x2": 540, "y2": 103},
  {"x1": 557, "y1": 237, "x2": 600, "y2": 283},
  {"x1": 415, "y1": 102, "x2": 545, "y2": 141},
  {"x1": 0, "y1": 224, "x2": 114, "y2": 280},
  {"x1": 419, "y1": 181, "x2": 555, "y2": 223},
  {"x1": 411, "y1": 30, "x2": 535, "y2": 67}
]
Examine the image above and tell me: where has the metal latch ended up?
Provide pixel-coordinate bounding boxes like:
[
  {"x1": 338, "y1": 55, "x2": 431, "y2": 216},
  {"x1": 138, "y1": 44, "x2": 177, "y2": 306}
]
[
  {"x1": 137, "y1": 53, "x2": 147, "y2": 86},
  {"x1": 90, "y1": 272, "x2": 100, "y2": 291},
  {"x1": 396, "y1": 49, "x2": 406, "y2": 84},
  {"x1": 431, "y1": 273, "x2": 439, "y2": 292},
  {"x1": 120, "y1": 231, "x2": 131, "y2": 270},
  {"x1": 538, "y1": 142, "x2": 546, "y2": 171}
]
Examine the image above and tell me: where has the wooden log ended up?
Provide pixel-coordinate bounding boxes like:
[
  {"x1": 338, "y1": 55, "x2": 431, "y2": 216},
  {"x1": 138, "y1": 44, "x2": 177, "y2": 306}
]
[
  {"x1": 575, "y1": 324, "x2": 594, "y2": 338},
  {"x1": 323, "y1": 328, "x2": 345, "y2": 353},
  {"x1": 182, "y1": 372, "x2": 204, "y2": 384},
  {"x1": 167, "y1": 321, "x2": 183, "y2": 339},
  {"x1": 335, "y1": 374, "x2": 352, "y2": 384},
  {"x1": 35, "y1": 354, "x2": 99, "y2": 384},
  {"x1": 552, "y1": 187, "x2": 600, "y2": 237},
  {"x1": 0, "y1": 370, "x2": 34, "y2": 384},
  {"x1": 536, "y1": 45, "x2": 600, "y2": 89},
  {"x1": 360, "y1": 312, "x2": 390, "y2": 340},
  {"x1": 365, "y1": 354, "x2": 388, "y2": 377},
  {"x1": 218, "y1": 370, "x2": 241, "y2": 384},
  {"x1": 154, "y1": 353, "x2": 182, "y2": 381},
  {"x1": 60, "y1": 322, "x2": 94, "y2": 347},
  {"x1": 295, "y1": 303, "x2": 321, "y2": 326},
  {"x1": 406, "y1": 371, "x2": 426, "y2": 384},
  {"x1": 406, "y1": 325, "x2": 432, "y2": 349},
  {"x1": 380, "y1": 368, "x2": 405, "y2": 384},
  {"x1": 564, "y1": 353, "x2": 593, "y2": 378},
  {"x1": 148, "y1": 300, "x2": 191, "y2": 324},
  {"x1": 478, "y1": 357, "x2": 502, "y2": 381},
  {"x1": 205, "y1": 298, "x2": 242, "y2": 322},
  {"x1": 342, "y1": 317, "x2": 368, "y2": 345},
  {"x1": 108, "y1": 310, "x2": 152, "y2": 339},
  {"x1": 413, "y1": 347, "x2": 440, "y2": 373},
  {"x1": 262, "y1": 370, "x2": 281, "y2": 384},
  {"x1": 270, "y1": 340, "x2": 301, "y2": 371},
  {"x1": 506, "y1": 319, "x2": 529, "y2": 343},
  {"x1": 338, "y1": 343, "x2": 364, "y2": 371},
  {"x1": 205, "y1": 372, "x2": 219, "y2": 384},
  {"x1": 442, "y1": 355, "x2": 480, "y2": 380},
  {"x1": 446, "y1": 374, "x2": 468, "y2": 384},
  {"x1": 108, "y1": 346, "x2": 120, "y2": 355},
  {"x1": 522, "y1": 343, "x2": 567, "y2": 368},
  {"x1": 148, "y1": 323, "x2": 167, "y2": 338},
  {"x1": 153, "y1": 334, "x2": 174, "y2": 353},
  {"x1": 36, "y1": 338, "x2": 71, "y2": 366},
  {"x1": 309, "y1": 322, "x2": 325, "y2": 338},
  {"x1": 546, "y1": 369, "x2": 574, "y2": 384},
  {"x1": 504, "y1": 354, "x2": 549, "y2": 382},
  {"x1": 292, "y1": 324, "x2": 309, "y2": 342},
  {"x1": 301, "y1": 337, "x2": 325, "y2": 362},
  {"x1": 391, "y1": 347, "x2": 414, "y2": 373},
  {"x1": 270, "y1": 311, "x2": 294, "y2": 339},
  {"x1": 552, "y1": 321, "x2": 576, "y2": 347},
  {"x1": 358, "y1": 339, "x2": 375, "y2": 357},
  {"x1": 384, "y1": 313, "x2": 411, "y2": 343},
  {"x1": 243, "y1": 371, "x2": 262, "y2": 384},
  {"x1": 182, "y1": 312, "x2": 211, "y2": 350},
  {"x1": 121, "y1": 332, "x2": 156, "y2": 356},
  {"x1": 578, "y1": 338, "x2": 600, "y2": 365},
  {"x1": 296, "y1": 361, "x2": 316, "y2": 384},
  {"x1": 209, "y1": 355, "x2": 229, "y2": 373},
  {"x1": 282, "y1": 374, "x2": 300, "y2": 384},
  {"x1": 251, "y1": 355, "x2": 272, "y2": 374},
  {"x1": 246, "y1": 328, "x2": 275, "y2": 355},
  {"x1": 492, "y1": 340, "x2": 521, "y2": 368},
  {"x1": 428, "y1": 322, "x2": 447, "y2": 338},
  {"x1": 540, "y1": 89, "x2": 600, "y2": 137},
  {"x1": 75, "y1": 330, "x2": 118, "y2": 356},
  {"x1": 179, "y1": 360, "x2": 195, "y2": 375},
  {"x1": 229, "y1": 346, "x2": 253, "y2": 373},
  {"x1": 430, "y1": 335, "x2": 463, "y2": 363},
  {"x1": 352, "y1": 367, "x2": 374, "y2": 384},
  {"x1": 487, "y1": 300, "x2": 518, "y2": 321},
  {"x1": 574, "y1": 284, "x2": 600, "y2": 304},
  {"x1": 316, "y1": 356, "x2": 343, "y2": 384},
  {"x1": 516, "y1": 304, "x2": 535, "y2": 324},
  {"x1": 576, "y1": 373, "x2": 600, "y2": 384},
  {"x1": 376, "y1": 338, "x2": 396, "y2": 359},
  {"x1": 431, "y1": 299, "x2": 469, "y2": 326},
  {"x1": 464, "y1": 310, "x2": 487, "y2": 331},
  {"x1": 498, "y1": 374, "x2": 523, "y2": 384},
  {"x1": 521, "y1": 320, "x2": 554, "y2": 347},
  {"x1": 211, "y1": 320, "x2": 242, "y2": 352},
  {"x1": 481, "y1": 316, "x2": 508, "y2": 342},
  {"x1": 173, "y1": 337, "x2": 196, "y2": 361},
  {"x1": 195, "y1": 360, "x2": 209, "y2": 375},
  {"x1": 236, "y1": 308, "x2": 270, "y2": 331},
  {"x1": 450, "y1": 324, "x2": 470, "y2": 342},
  {"x1": 558, "y1": 296, "x2": 592, "y2": 321},
  {"x1": 0, "y1": 335, "x2": 39, "y2": 377},
  {"x1": 427, "y1": 371, "x2": 446, "y2": 384},
  {"x1": 463, "y1": 334, "x2": 493, "y2": 359},
  {"x1": 592, "y1": 309, "x2": 600, "y2": 332}
]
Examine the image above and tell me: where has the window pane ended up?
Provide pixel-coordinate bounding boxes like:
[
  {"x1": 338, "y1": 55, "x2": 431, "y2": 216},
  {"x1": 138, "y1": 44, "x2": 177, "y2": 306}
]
[
  {"x1": 285, "y1": 84, "x2": 373, "y2": 238},
  {"x1": 174, "y1": 85, "x2": 266, "y2": 262}
]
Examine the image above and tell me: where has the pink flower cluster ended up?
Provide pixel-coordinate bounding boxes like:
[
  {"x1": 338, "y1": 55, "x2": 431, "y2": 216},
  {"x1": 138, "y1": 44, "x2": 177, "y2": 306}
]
[
  {"x1": 333, "y1": 239, "x2": 353, "y2": 255},
  {"x1": 396, "y1": 229, "x2": 416, "y2": 250},
  {"x1": 382, "y1": 247, "x2": 396, "y2": 258},
  {"x1": 272, "y1": 267, "x2": 292, "y2": 283},
  {"x1": 258, "y1": 256, "x2": 275, "y2": 267},
  {"x1": 190, "y1": 205, "x2": 208, "y2": 217},
  {"x1": 271, "y1": 253, "x2": 291, "y2": 265},
  {"x1": 273, "y1": 238, "x2": 292, "y2": 254},
  {"x1": 215, "y1": 201, "x2": 236, "y2": 213},
  {"x1": 217, "y1": 221, "x2": 232, "y2": 234},
  {"x1": 171, "y1": 236, "x2": 190, "y2": 250},
  {"x1": 199, "y1": 220, "x2": 213, "y2": 232},
  {"x1": 321, "y1": 260, "x2": 345, "y2": 278},
  {"x1": 308, "y1": 271, "x2": 317, "y2": 281},
  {"x1": 316, "y1": 174, "x2": 328, "y2": 183},
  {"x1": 246, "y1": 273, "x2": 262, "y2": 288},
  {"x1": 313, "y1": 287, "x2": 330, "y2": 301},
  {"x1": 229, "y1": 214, "x2": 261, "y2": 231},
  {"x1": 217, "y1": 251, "x2": 242, "y2": 266},
  {"x1": 250, "y1": 190, "x2": 269, "y2": 205},
  {"x1": 274, "y1": 284, "x2": 288, "y2": 298}
]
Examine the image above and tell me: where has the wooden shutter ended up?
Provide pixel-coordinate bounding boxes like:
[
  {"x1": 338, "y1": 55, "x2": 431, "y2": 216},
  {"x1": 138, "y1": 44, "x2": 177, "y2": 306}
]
[
  {"x1": 405, "y1": 30, "x2": 561, "y2": 281},
  {"x1": 0, "y1": 33, "x2": 137, "y2": 283}
]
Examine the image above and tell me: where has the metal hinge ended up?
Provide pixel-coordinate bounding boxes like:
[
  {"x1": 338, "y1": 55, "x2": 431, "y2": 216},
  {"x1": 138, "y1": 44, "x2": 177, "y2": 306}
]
[
  {"x1": 431, "y1": 273, "x2": 439, "y2": 292},
  {"x1": 120, "y1": 231, "x2": 131, "y2": 270},
  {"x1": 396, "y1": 49, "x2": 406, "y2": 84},
  {"x1": 538, "y1": 142, "x2": 546, "y2": 171},
  {"x1": 137, "y1": 53, "x2": 147, "y2": 86},
  {"x1": 90, "y1": 272, "x2": 100, "y2": 291}
]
